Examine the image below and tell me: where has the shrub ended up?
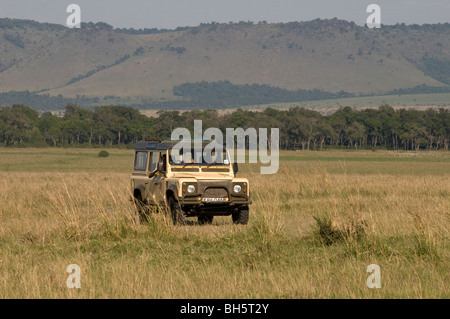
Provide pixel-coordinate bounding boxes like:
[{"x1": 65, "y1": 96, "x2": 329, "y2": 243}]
[
  {"x1": 98, "y1": 150, "x2": 109, "y2": 158},
  {"x1": 313, "y1": 215, "x2": 367, "y2": 246}
]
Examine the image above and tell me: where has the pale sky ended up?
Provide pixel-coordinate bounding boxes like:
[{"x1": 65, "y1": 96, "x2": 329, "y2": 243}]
[{"x1": 0, "y1": 0, "x2": 449, "y2": 29}]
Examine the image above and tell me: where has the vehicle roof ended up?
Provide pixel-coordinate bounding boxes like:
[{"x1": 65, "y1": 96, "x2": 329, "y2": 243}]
[{"x1": 134, "y1": 139, "x2": 224, "y2": 151}]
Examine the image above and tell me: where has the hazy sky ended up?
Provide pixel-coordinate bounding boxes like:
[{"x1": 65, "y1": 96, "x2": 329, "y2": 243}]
[{"x1": 0, "y1": 0, "x2": 449, "y2": 29}]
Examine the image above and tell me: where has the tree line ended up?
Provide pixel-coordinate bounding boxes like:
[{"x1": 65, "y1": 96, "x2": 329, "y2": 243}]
[
  {"x1": 173, "y1": 81, "x2": 354, "y2": 108},
  {"x1": 0, "y1": 104, "x2": 449, "y2": 151},
  {"x1": 3, "y1": 82, "x2": 449, "y2": 112}
]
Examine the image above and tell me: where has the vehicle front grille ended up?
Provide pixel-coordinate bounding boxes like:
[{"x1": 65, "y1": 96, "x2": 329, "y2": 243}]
[{"x1": 203, "y1": 187, "x2": 228, "y2": 199}]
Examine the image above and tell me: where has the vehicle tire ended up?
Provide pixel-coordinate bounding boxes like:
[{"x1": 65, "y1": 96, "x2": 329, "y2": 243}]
[
  {"x1": 232, "y1": 206, "x2": 249, "y2": 225},
  {"x1": 133, "y1": 193, "x2": 147, "y2": 223},
  {"x1": 169, "y1": 197, "x2": 186, "y2": 225},
  {"x1": 198, "y1": 215, "x2": 214, "y2": 225}
]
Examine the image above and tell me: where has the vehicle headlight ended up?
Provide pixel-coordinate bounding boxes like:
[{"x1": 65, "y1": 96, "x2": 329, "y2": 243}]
[
  {"x1": 187, "y1": 185, "x2": 196, "y2": 193},
  {"x1": 233, "y1": 185, "x2": 242, "y2": 193}
]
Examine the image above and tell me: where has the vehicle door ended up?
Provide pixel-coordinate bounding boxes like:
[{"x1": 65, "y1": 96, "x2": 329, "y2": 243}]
[{"x1": 148, "y1": 151, "x2": 165, "y2": 206}]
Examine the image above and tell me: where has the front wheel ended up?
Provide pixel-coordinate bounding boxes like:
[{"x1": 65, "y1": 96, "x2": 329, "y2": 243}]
[
  {"x1": 169, "y1": 197, "x2": 186, "y2": 225},
  {"x1": 232, "y1": 206, "x2": 249, "y2": 225}
]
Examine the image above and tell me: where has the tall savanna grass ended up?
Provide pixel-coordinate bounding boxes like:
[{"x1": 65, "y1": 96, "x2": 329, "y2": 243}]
[{"x1": 0, "y1": 149, "x2": 448, "y2": 298}]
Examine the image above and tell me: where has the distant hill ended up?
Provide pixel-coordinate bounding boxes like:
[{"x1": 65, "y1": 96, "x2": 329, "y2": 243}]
[{"x1": 0, "y1": 18, "x2": 450, "y2": 110}]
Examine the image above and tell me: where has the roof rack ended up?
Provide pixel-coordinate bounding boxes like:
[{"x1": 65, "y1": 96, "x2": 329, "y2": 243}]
[
  {"x1": 134, "y1": 138, "x2": 225, "y2": 151},
  {"x1": 160, "y1": 137, "x2": 213, "y2": 142},
  {"x1": 143, "y1": 138, "x2": 161, "y2": 143}
]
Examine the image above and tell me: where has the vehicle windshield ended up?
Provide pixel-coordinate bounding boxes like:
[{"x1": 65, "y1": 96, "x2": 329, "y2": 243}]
[{"x1": 169, "y1": 147, "x2": 230, "y2": 166}]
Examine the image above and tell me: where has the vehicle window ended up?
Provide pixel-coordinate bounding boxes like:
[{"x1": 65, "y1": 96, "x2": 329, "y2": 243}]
[
  {"x1": 149, "y1": 152, "x2": 159, "y2": 172},
  {"x1": 134, "y1": 151, "x2": 148, "y2": 171},
  {"x1": 170, "y1": 148, "x2": 229, "y2": 165}
]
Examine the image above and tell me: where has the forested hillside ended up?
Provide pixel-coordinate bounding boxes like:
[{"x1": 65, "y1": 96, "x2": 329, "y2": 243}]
[{"x1": 0, "y1": 18, "x2": 450, "y2": 110}]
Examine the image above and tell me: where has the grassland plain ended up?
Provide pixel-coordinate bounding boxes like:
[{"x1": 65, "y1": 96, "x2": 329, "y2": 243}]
[{"x1": 0, "y1": 148, "x2": 448, "y2": 298}]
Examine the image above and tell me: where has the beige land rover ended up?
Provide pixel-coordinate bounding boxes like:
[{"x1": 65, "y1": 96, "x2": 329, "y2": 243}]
[{"x1": 131, "y1": 140, "x2": 251, "y2": 225}]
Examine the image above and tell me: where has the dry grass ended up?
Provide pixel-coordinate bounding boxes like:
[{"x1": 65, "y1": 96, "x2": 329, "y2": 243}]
[{"x1": 0, "y1": 149, "x2": 449, "y2": 298}]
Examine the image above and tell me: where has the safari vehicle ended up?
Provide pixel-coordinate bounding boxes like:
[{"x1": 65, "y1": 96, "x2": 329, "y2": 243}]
[{"x1": 131, "y1": 139, "x2": 251, "y2": 225}]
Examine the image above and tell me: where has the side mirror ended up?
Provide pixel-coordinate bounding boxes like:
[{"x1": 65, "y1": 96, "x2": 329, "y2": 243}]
[
  {"x1": 233, "y1": 162, "x2": 239, "y2": 176},
  {"x1": 157, "y1": 162, "x2": 165, "y2": 172}
]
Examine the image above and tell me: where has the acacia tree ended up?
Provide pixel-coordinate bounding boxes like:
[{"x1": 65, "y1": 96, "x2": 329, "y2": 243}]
[
  {"x1": 0, "y1": 105, "x2": 38, "y2": 145},
  {"x1": 345, "y1": 122, "x2": 366, "y2": 150},
  {"x1": 315, "y1": 118, "x2": 336, "y2": 150},
  {"x1": 47, "y1": 123, "x2": 62, "y2": 147}
]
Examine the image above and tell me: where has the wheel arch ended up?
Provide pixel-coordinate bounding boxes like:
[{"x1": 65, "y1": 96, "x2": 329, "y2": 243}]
[
  {"x1": 133, "y1": 184, "x2": 145, "y2": 200},
  {"x1": 166, "y1": 184, "x2": 178, "y2": 200}
]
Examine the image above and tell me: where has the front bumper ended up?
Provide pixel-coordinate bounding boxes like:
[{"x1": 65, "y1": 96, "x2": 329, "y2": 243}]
[{"x1": 180, "y1": 195, "x2": 251, "y2": 206}]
